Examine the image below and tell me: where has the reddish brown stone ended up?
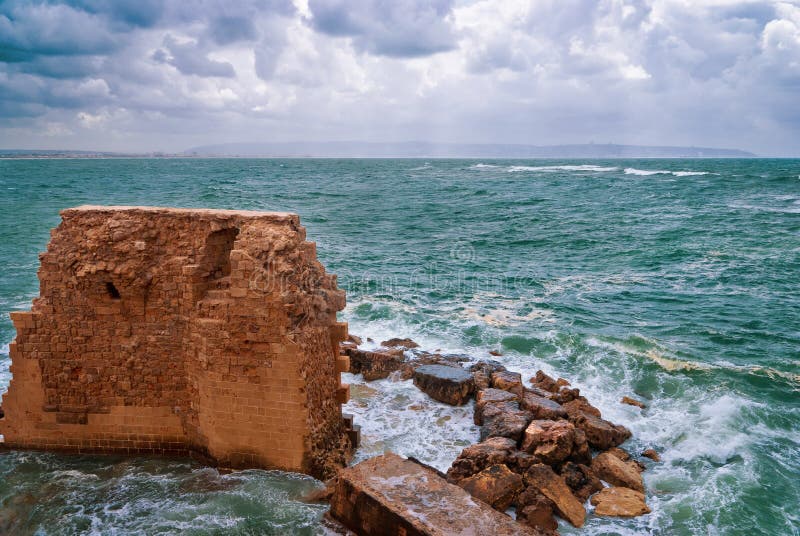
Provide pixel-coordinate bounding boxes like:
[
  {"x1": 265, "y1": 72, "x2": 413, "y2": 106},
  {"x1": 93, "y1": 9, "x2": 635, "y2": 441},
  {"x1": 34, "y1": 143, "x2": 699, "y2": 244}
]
[
  {"x1": 380, "y1": 337, "x2": 419, "y2": 349},
  {"x1": 458, "y1": 464, "x2": 524, "y2": 511},
  {"x1": 521, "y1": 420, "x2": 576, "y2": 465},
  {"x1": 491, "y1": 370, "x2": 525, "y2": 396},
  {"x1": 621, "y1": 396, "x2": 646, "y2": 409},
  {"x1": 530, "y1": 370, "x2": 560, "y2": 393},
  {"x1": 447, "y1": 436, "x2": 518, "y2": 483},
  {"x1": 345, "y1": 347, "x2": 406, "y2": 381},
  {"x1": 567, "y1": 408, "x2": 631, "y2": 451},
  {"x1": 480, "y1": 401, "x2": 532, "y2": 442},
  {"x1": 560, "y1": 462, "x2": 603, "y2": 502},
  {"x1": 474, "y1": 388, "x2": 519, "y2": 425},
  {"x1": 520, "y1": 391, "x2": 568, "y2": 420},
  {"x1": 516, "y1": 487, "x2": 559, "y2": 534},
  {"x1": 642, "y1": 448, "x2": 661, "y2": 462}
]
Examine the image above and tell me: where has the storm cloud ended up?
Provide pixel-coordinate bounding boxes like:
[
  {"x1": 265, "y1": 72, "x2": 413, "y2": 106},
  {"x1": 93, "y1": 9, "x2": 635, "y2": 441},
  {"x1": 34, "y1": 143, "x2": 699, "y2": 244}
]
[{"x1": 0, "y1": 0, "x2": 799, "y2": 155}]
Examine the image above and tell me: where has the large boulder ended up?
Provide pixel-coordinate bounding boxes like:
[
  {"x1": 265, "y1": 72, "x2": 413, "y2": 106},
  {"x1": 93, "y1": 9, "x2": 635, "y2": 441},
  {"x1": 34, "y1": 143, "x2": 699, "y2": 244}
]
[
  {"x1": 474, "y1": 388, "x2": 519, "y2": 425},
  {"x1": 590, "y1": 487, "x2": 651, "y2": 517},
  {"x1": 491, "y1": 370, "x2": 525, "y2": 396},
  {"x1": 520, "y1": 420, "x2": 577, "y2": 465},
  {"x1": 520, "y1": 391, "x2": 568, "y2": 421},
  {"x1": 480, "y1": 401, "x2": 532, "y2": 442},
  {"x1": 568, "y1": 409, "x2": 631, "y2": 450},
  {"x1": 381, "y1": 337, "x2": 419, "y2": 348},
  {"x1": 447, "y1": 437, "x2": 518, "y2": 483},
  {"x1": 516, "y1": 487, "x2": 559, "y2": 535},
  {"x1": 458, "y1": 464, "x2": 524, "y2": 511},
  {"x1": 560, "y1": 462, "x2": 603, "y2": 502},
  {"x1": 345, "y1": 347, "x2": 406, "y2": 381},
  {"x1": 529, "y1": 370, "x2": 560, "y2": 393},
  {"x1": 591, "y1": 452, "x2": 644, "y2": 492},
  {"x1": 413, "y1": 364, "x2": 475, "y2": 406},
  {"x1": 330, "y1": 453, "x2": 540, "y2": 535},
  {"x1": 524, "y1": 464, "x2": 586, "y2": 528}
]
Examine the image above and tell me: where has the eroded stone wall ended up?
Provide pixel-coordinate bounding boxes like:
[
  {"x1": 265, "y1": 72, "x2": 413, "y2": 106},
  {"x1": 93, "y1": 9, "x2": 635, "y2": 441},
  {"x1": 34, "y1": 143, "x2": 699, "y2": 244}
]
[{"x1": 0, "y1": 206, "x2": 352, "y2": 478}]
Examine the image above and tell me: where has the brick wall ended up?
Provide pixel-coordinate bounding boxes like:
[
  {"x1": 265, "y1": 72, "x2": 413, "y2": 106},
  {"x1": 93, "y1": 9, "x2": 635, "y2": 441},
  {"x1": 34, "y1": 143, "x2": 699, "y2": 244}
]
[{"x1": 0, "y1": 206, "x2": 351, "y2": 478}]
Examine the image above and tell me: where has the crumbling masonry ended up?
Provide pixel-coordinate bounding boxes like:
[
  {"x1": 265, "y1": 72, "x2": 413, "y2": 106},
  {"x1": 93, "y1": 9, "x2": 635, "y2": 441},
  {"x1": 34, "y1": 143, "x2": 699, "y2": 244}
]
[{"x1": 0, "y1": 206, "x2": 355, "y2": 478}]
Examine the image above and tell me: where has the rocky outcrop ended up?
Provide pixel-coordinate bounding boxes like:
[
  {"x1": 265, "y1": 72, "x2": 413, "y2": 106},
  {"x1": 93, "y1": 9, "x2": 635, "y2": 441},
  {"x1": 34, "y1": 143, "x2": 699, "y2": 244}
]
[
  {"x1": 621, "y1": 396, "x2": 646, "y2": 409},
  {"x1": 516, "y1": 487, "x2": 559, "y2": 534},
  {"x1": 491, "y1": 370, "x2": 525, "y2": 396},
  {"x1": 329, "y1": 453, "x2": 541, "y2": 535},
  {"x1": 412, "y1": 365, "x2": 475, "y2": 406},
  {"x1": 480, "y1": 401, "x2": 532, "y2": 442},
  {"x1": 567, "y1": 409, "x2": 632, "y2": 450},
  {"x1": 474, "y1": 388, "x2": 519, "y2": 425},
  {"x1": 446, "y1": 437, "x2": 518, "y2": 483},
  {"x1": 642, "y1": 448, "x2": 660, "y2": 462},
  {"x1": 345, "y1": 347, "x2": 406, "y2": 381},
  {"x1": 560, "y1": 462, "x2": 603, "y2": 502},
  {"x1": 521, "y1": 420, "x2": 578, "y2": 465},
  {"x1": 381, "y1": 337, "x2": 419, "y2": 349},
  {"x1": 590, "y1": 487, "x2": 651, "y2": 517}
]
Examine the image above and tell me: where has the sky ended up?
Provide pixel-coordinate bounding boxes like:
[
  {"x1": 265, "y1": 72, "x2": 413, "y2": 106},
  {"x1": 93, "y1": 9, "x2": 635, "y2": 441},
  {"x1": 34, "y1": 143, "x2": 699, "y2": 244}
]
[{"x1": 1, "y1": 0, "x2": 799, "y2": 156}]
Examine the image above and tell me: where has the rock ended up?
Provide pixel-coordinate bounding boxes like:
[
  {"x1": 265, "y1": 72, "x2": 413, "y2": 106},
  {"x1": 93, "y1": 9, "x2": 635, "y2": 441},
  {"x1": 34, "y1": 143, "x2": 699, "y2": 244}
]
[
  {"x1": 562, "y1": 398, "x2": 602, "y2": 418},
  {"x1": 621, "y1": 396, "x2": 645, "y2": 409},
  {"x1": 570, "y1": 428, "x2": 592, "y2": 465},
  {"x1": 606, "y1": 447, "x2": 631, "y2": 461},
  {"x1": 413, "y1": 364, "x2": 475, "y2": 406},
  {"x1": 491, "y1": 370, "x2": 525, "y2": 396},
  {"x1": 458, "y1": 464, "x2": 524, "y2": 511},
  {"x1": 469, "y1": 359, "x2": 507, "y2": 376},
  {"x1": 348, "y1": 334, "x2": 363, "y2": 346},
  {"x1": 474, "y1": 388, "x2": 519, "y2": 425},
  {"x1": 480, "y1": 401, "x2": 532, "y2": 442},
  {"x1": 330, "y1": 453, "x2": 539, "y2": 535},
  {"x1": 345, "y1": 347, "x2": 406, "y2": 381},
  {"x1": 560, "y1": 462, "x2": 603, "y2": 502},
  {"x1": 489, "y1": 350, "x2": 503, "y2": 356},
  {"x1": 516, "y1": 487, "x2": 559, "y2": 534},
  {"x1": 524, "y1": 464, "x2": 586, "y2": 528},
  {"x1": 521, "y1": 420, "x2": 576, "y2": 465},
  {"x1": 591, "y1": 452, "x2": 645, "y2": 492},
  {"x1": 520, "y1": 391, "x2": 568, "y2": 420},
  {"x1": 568, "y1": 410, "x2": 631, "y2": 450},
  {"x1": 550, "y1": 386, "x2": 583, "y2": 404},
  {"x1": 380, "y1": 337, "x2": 419, "y2": 348},
  {"x1": 530, "y1": 370, "x2": 560, "y2": 393},
  {"x1": 446, "y1": 437, "x2": 518, "y2": 483},
  {"x1": 473, "y1": 370, "x2": 490, "y2": 391},
  {"x1": 642, "y1": 448, "x2": 661, "y2": 462},
  {"x1": 590, "y1": 487, "x2": 651, "y2": 517}
]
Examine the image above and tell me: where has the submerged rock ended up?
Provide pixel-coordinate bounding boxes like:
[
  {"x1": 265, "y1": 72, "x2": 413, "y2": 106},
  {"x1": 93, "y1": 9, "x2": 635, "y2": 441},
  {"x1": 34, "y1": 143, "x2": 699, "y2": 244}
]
[
  {"x1": 330, "y1": 453, "x2": 538, "y2": 535},
  {"x1": 524, "y1": 464, "x2": 586, "y2": 528},
  {"x1": 591, "y1": 451, "x2": 645, "y2": 492},
  {"x1": 412, "y1": 364, "x2": 475, "y2": 406},
  {"x1": 590, "y1": 487, "x2": 651, "y2": 517},
  {"x1": 621, "y1": 396, "x2": 646, "y2": 409},
  {"x1": 458, "y1": 464, "x2": 524, "y2": 511},
  {"x1": 447, "y1": 437, "x2": 518, "y2": 483},
  {"x1": 642, "y1": 448, "x2": 661, "y2": 462}
]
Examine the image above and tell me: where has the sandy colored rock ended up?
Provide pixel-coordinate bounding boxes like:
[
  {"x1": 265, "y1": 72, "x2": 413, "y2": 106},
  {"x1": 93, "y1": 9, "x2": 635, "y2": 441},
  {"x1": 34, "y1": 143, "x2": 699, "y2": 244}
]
[
  {"x1": 330, "y1": 453, "x2": 540, "y2": 535},
  {"x1": 474, "y1": 388, "x2": 519, "y2": 425},
  {"x1": 0, "y1": 206, "x2": 350, "y2": 478},
  {"x1": 458, "y1": 464, "x2": 524, "y2": 511},
  {"x1": 590, "y1": 487, "x2": 651, "y2": 517},
  {"x1": 642, "y1": 448, "x2": 661, "y2": 462},
  {"x1": 591, "y1": 452, "x2": 645, "y2": 492},
  {"x1": 472, "y1": 370, "x2": 491, "y2": 391},
  {"x1": 568, "y1": 410, "x2": 631, "y2": 450},
  {"x1": 530, "y1": 370, "x2": 560, "y2": 393},
  {"x1": 491, "y1": 370, "x2": 525, "y2": 396},
  {"x1": 621, "y1": 396, "x2": 646, "y2": 409},
  {"x1": 521, "y1": 420, "x2": 577, "y2": 465},
  {"x1": 524, "y1": 464, "x2": 586, "y2": 528},
  {"x1": 413, "y1": 364, "x2": 475, "y2": 406},
  {"x1": 562, "y1": 398, "x2": 602, "y2": 418},
  {"x1": 446, "y1": 436, "x2": 518, "y2": 483}
]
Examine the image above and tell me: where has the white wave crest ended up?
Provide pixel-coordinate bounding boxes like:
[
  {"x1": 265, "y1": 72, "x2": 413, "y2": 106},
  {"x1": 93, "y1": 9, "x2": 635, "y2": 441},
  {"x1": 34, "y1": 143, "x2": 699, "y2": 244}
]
[
  {"x1": 508, "y1": 165, "x2": 618, "y2": 173},
  {"x1": 624, "y1": 168, "x2": 709, "y2": 177}
]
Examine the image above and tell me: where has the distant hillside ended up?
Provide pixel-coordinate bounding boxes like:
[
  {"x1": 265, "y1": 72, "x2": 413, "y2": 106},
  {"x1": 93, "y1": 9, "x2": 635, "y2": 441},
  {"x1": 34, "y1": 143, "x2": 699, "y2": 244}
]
[{"x1": 185, "y1": 141, "x2": 756, "y2": 158}]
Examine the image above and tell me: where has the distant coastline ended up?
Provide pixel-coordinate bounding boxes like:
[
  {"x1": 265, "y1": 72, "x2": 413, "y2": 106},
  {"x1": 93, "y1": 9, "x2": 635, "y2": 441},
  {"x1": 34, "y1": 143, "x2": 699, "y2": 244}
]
[{"x1": 0, "y1": 142, "x2": 758, "y2": 159}]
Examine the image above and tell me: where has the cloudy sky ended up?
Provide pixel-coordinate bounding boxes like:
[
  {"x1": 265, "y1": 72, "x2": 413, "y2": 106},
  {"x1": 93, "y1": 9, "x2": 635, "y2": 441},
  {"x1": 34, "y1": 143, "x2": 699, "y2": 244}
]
[{"x1": 1, "y1": 0, "x2": 799, "y2": 155}]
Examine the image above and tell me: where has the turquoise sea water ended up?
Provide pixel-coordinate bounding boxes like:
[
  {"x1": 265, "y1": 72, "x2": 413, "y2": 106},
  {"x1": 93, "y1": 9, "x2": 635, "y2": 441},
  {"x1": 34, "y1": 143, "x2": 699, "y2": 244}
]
[{"x1": 0, "y1": 158, "x2": 798, "y2": 535}]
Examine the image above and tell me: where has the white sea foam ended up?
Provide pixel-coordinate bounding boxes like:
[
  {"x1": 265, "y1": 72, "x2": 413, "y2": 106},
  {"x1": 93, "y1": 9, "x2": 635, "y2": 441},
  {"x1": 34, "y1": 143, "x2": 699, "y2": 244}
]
[
  {"x1": 470, "y1": 163, "x2": 500, "y2": 169},
  {"x1": 508, "y1": 165, "x2": 619, "y2": 173},
  {"x1": 624, "y1": 168, "x2": 709, "y2": 176}
]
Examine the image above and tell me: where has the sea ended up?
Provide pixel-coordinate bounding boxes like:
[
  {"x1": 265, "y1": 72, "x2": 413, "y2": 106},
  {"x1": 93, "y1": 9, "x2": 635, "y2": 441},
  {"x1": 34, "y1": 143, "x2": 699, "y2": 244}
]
[{"x1": 0, "y1": 158, "x2": 798, "y2": 535}]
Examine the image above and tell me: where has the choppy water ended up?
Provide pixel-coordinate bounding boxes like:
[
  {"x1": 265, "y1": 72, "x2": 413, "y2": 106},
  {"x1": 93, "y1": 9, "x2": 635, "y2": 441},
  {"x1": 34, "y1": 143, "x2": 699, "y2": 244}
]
[{"x1": 0, "y1": 158, "x2": 798, "y2": 535}]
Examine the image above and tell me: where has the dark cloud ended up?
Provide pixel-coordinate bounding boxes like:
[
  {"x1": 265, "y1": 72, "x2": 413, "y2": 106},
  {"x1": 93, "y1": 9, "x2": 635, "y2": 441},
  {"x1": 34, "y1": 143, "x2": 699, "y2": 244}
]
[
  {"x1": 153, "y1": 35, "x2": 235, "y2": 78},
  {"x1": 308, "y1": 0, "x2": 457, "y2": 57}
]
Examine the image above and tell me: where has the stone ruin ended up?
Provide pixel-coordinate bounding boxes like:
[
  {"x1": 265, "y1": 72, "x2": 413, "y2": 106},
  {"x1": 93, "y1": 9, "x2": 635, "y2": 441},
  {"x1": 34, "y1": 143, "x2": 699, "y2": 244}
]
[{"x1": 0, "y1": 206, "x2": 356, "y2": 479}]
